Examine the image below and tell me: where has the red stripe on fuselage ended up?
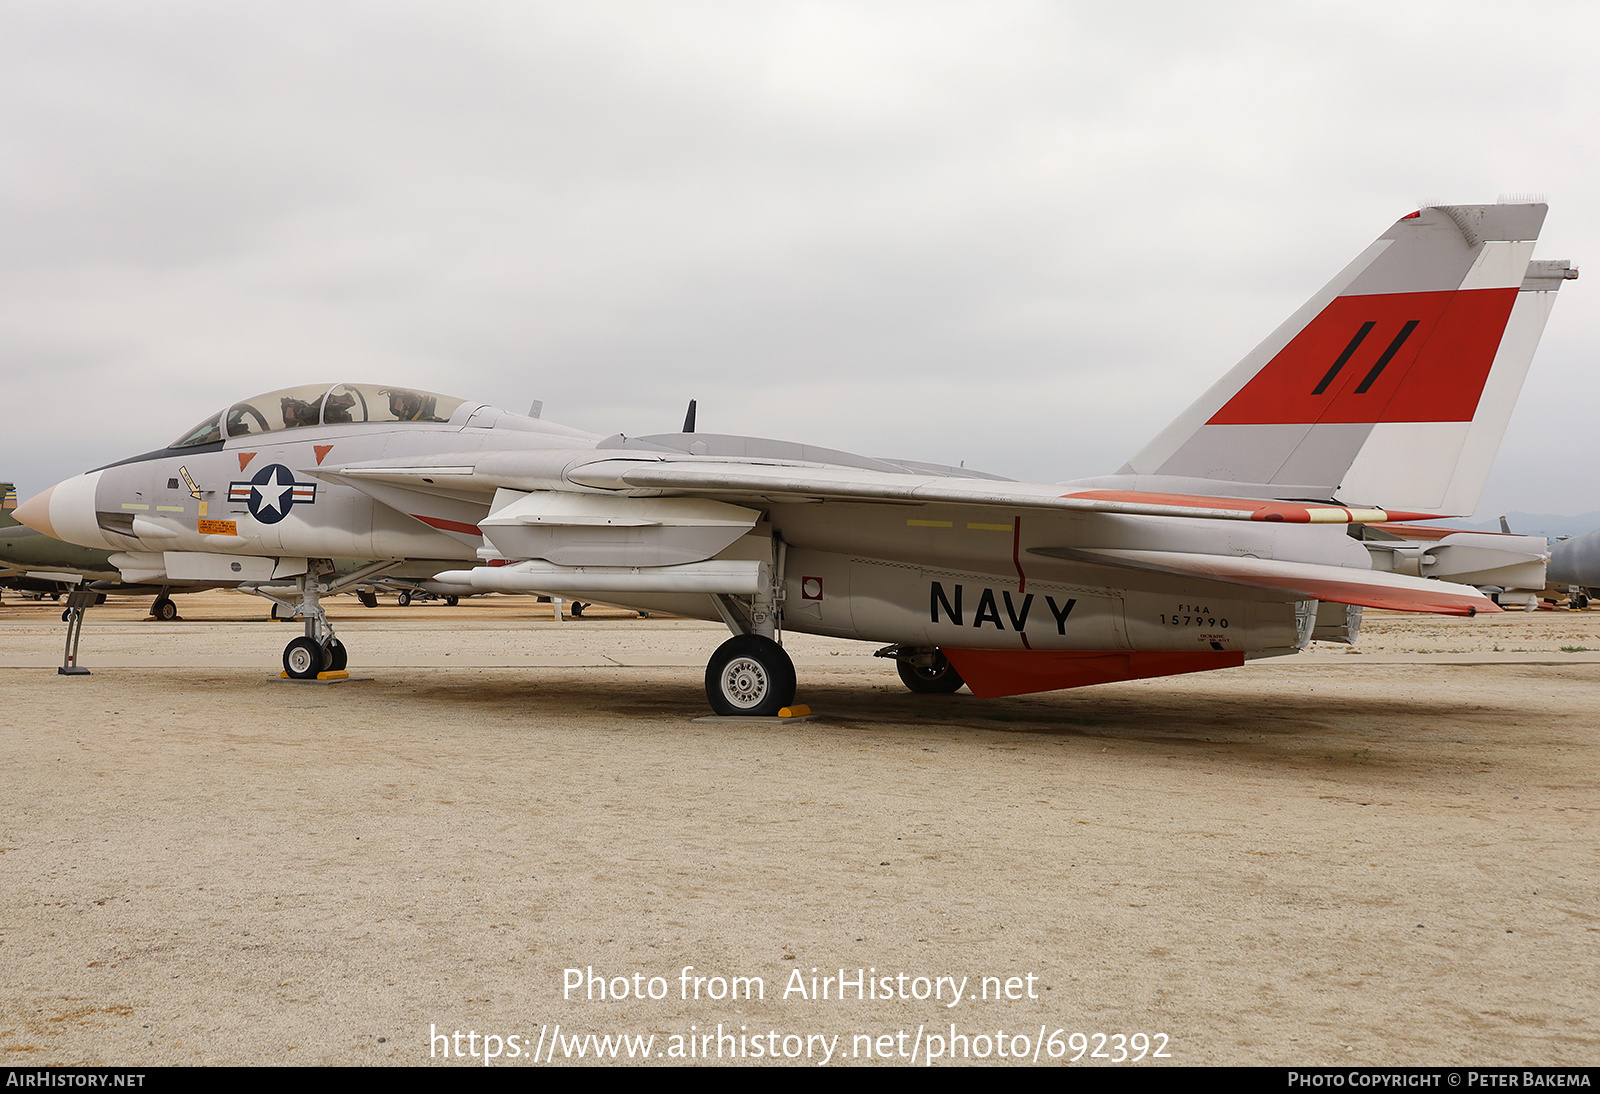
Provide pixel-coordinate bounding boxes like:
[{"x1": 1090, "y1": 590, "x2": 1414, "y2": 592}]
[
  {"x1": 1010, "y1": 516, "x2": 1030, "y2": 650},
  {"x1": 1208, "y1": 288, "x2": 1517, "y2": 425},
  {"x1": 411, "y1": 514, "x2": 483, "y2": 536}
]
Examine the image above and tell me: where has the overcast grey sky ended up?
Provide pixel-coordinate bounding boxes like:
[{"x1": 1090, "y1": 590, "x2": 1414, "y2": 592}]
[{"x1": 3, "y1": 1, "x2": 1595, "y2": 519}]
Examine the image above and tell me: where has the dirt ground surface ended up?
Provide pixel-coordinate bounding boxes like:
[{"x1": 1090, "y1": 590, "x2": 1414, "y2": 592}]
[{"x1": 1, "y1": 590, "x2": 1596, "y2": 1067}]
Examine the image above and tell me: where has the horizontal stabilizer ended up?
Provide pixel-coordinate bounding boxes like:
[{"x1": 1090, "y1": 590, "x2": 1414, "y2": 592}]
[{"x1": 1031, "y1": 547, "x2": 1499, "y2": 615}]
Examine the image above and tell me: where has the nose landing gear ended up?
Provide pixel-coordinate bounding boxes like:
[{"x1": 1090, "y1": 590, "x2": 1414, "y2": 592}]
[{"x1": 261, "y1": 560, "x2": 400, "y2": 679}]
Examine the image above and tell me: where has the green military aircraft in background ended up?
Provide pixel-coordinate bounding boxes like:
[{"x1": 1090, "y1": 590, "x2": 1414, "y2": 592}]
[{"x1": 0, "y1": 483, "x2": 127, "y2": 608}]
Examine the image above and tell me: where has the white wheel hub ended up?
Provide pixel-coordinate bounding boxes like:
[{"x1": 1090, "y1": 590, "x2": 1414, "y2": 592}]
[{"x1": 720, "y1": 657, "x2": 769, "y2": 709}]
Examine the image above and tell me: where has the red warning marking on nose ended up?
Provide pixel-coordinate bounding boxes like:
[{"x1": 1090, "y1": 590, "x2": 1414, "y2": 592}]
[
  {"x1": 314, "y1": 445, "x2": 334, "y2": 465},
  {"x1": 238, "y1": 452, "x2": 256, "y2": 471}
]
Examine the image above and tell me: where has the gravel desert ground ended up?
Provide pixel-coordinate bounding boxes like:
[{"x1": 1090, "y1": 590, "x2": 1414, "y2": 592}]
[{"x1": 1, "y1": 590, "x2": 1596, "y2": 1066}]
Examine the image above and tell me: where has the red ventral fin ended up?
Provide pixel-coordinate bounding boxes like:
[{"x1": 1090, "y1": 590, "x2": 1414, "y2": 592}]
[{"x1": 942, "y1": 650, "x2": 1244, "y2": 698}]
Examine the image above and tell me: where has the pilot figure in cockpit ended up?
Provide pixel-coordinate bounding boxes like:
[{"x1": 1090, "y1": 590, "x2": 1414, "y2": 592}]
[{"x1": 383, "y1": 387, "x2": 436, "y2": 422}]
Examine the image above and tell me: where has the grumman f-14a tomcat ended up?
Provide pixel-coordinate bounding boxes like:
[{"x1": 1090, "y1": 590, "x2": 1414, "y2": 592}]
[{"x1": 17, "y1": 203, "x2": 1576, "y2": 714}]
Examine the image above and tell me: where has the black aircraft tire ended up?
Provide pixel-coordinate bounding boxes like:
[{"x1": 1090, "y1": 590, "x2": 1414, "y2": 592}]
[
  {"x1": 398, "y1": 591, "x2": 412, "y2": 607},
  {"x1": 358, "y1": 590, "x2": 379, "y2": 609},
  {"x1": 897, "y1": 650, "x2": 966, "y2": 694},
  {"x1": 705, "y1": 635, "x2": 797, "y2": 717},
  {"x1": 445, "y1": 595, "x2": 459, "y2": 607},
  {"x1": 283, "y1": 637, "x2": 325, "y2": 680},
  {"x1": 152, "y1": 596, "x2": 177, "y2": 621},
  {"x1": 323, "y1": 638, "x2": 348, "y2": 672}
]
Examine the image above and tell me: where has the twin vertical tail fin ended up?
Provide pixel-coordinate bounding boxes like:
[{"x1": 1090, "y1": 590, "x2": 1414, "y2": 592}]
[{"x1": 1121, "y1": 203, "x2": 1574, "y2": 516}]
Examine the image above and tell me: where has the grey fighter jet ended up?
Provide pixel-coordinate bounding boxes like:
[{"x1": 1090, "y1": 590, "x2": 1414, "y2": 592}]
[{"x1": 17, "y1": 203, "x2": 1575, "y2": 712}]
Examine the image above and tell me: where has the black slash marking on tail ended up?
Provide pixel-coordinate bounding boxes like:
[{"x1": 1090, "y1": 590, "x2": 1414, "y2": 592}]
[
  {"x1": 1353, "y1": 320, "x2": 1420, "y2": 394},
  {"x1": 1312, "y1": 322, "x2": 1376, "y2": 395}
]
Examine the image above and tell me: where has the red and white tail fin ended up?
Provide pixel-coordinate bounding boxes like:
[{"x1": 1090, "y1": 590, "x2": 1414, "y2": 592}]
[{"x1": 1122, "y1": 203, "x2": 1574, "y2": 516}]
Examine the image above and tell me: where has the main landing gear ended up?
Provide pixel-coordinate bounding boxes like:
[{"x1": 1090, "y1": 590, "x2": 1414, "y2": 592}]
[
  {"x1": 702, "y1": 550, "x2": 797, "y2": 716},
  {"x1": 705, "y1": 634, "x2": 797, "y2": 716},
  {"x1": 150, "y1": 594, "x2": 178, "y2": 621}
]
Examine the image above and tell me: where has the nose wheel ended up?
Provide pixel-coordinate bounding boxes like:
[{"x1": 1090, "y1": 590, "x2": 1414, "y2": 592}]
[
  {"x1": 283, "y1": 636, "x2": 348, "y2": 679},
  {"x1": 323, "y1": 638, "x2": 348, "y2": 671},
  {"x1": 705, "y1": 634, "x2": 797, "y2": 716},
  {"x1": 283, "y1": 637, "x2": 324, "y2": 679}
]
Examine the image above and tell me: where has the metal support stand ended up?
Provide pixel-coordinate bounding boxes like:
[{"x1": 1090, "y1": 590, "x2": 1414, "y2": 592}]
[{"x1": 58, "y1": 586, "x2": 98, "y2": 675}]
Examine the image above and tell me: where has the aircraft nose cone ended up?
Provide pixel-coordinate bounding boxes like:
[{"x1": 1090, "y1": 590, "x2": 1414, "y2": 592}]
[{"x1": 13, "y1": 486, "x2": 56, "y2": 538}]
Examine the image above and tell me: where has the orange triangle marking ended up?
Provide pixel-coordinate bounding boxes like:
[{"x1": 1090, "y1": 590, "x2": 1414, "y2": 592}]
[
  {"x1": 314, "y1": 445, "x2": 334, "y2": 465},
  {"x1": 238, "y1": 452, "x2": 256, "y2": 471}
]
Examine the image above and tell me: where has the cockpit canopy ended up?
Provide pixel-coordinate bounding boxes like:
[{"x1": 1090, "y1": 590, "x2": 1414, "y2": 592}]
[{"x1": 171, "y1": 384, "x2": 469, "y2": 448}]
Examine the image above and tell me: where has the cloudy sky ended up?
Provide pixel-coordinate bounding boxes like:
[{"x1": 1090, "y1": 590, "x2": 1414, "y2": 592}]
[{"x1": 3, "y1": 1, "x2": 1595, "y2": 519}]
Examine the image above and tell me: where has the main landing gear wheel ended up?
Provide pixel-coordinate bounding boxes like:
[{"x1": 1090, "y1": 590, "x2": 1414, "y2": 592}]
[
  {"x1": 151, "y1": 595, "x2": 177, "y2": 621},
  {"x1": 283, "y1": 636, "x2": 325, "y2": 680},
  {"x1": 323, "y1": 638, "x2": 348, "y2": 672},
  {"x1": 705, "y1": 634, "x2": 797, "y2": 717},
  {"x1": 445, "y1": 595, "x2": 459, "y2": 607},
  {"x1": 397, "y1": 591, "x2": 412, "y2": 607},
  {"x1": 897, "y1": 649, "x2": 966, "y2": 694}
]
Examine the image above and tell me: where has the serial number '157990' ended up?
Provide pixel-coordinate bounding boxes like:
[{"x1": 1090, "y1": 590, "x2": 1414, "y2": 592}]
[{"x1": 1161, "y1": 612, "x2": 1228, "y2": 627}]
